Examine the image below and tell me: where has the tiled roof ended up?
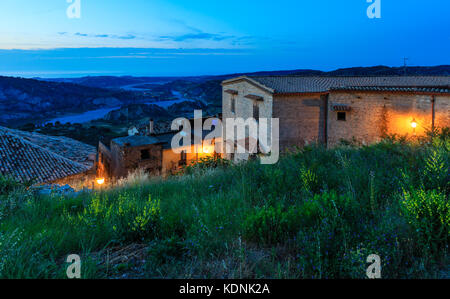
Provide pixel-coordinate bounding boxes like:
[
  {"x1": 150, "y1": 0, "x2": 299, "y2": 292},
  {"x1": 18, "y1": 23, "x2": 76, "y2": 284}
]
[
  {"x1": 247, "y1": 76, "x2": 450, "y2": 94},
  {"x1": 0, "y1": 127, "x2": 96, "y2": 167},
  {"x1": 115, "y1": 128, "x2": 220, "y2": 150},
  {"x1": 329, "y1": 86, "x2": 450, "y2": 94},
  {"x1": 112, "y1": 135, "x2": 163, "y2": 147},
  {"x1": 0, "y1": 129, "x2": 90, "y2": 184}
]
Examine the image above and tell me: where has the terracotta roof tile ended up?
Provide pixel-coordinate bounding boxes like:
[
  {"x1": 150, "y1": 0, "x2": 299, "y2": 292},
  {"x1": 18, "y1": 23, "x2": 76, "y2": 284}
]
[
  {"x1": 329, "y1": 86, "x2": 450, "y2": 93},
  {"x1": 248, "y1": 76, "x2": 450, "y2": 93},
  {"x1": 0, "y1": 128, "x2": 90, "y2": 184}
]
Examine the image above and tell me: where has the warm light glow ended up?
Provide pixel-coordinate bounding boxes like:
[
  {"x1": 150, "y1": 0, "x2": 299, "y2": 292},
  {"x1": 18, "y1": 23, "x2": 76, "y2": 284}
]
[
  {"x1": 96, "y1": 178, "x2": 105, "y2": 185},
  {"x1": 411, "y1": 119, "x2": 417, "y2": 128}
]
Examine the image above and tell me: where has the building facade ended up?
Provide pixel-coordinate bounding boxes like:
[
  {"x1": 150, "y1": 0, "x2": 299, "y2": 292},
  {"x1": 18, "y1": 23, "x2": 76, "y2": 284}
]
[
  {"x1": 222, "y1": 76, "x2": 450, "y2": 160},
  {"x1": 97, "y1": 119, "x2": 221, "y2": 181}
]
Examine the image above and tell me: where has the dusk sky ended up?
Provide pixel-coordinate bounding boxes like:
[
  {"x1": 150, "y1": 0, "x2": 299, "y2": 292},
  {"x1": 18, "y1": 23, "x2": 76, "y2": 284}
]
[{"x1": 0, "y1": 0, "x2": 449, "y2": 77}]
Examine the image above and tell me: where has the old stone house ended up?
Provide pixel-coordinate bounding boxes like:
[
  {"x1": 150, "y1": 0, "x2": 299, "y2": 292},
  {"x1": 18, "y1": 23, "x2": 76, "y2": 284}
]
[
  {"x1": 222, "y1": 76, "x2": 450, "y2": 160},
  {"x1": 97, "y1": 118, "x2": 221, "y2": 181}
]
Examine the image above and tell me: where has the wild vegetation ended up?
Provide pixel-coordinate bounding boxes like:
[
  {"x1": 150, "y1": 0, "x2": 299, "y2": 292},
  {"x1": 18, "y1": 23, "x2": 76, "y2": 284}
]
[{"x1": 0, "y1": 131, "x2": 448, "y2": 279}]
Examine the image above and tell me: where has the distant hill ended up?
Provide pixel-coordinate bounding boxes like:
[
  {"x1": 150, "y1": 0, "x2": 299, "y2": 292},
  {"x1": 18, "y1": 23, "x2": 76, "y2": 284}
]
[
  {"x1": 321, "y1": 65, "x2": 450, "y2": 76},
  {"x1": 0, "y1": 76, "x2": 146, "y2": 126},
  {"x1": 3, "y1": 65, "x2": 449, "y2": 127},
  {"x1": 39, "y1": 65, "x2": 450, "y2": 89},
  {"x1": 164, "y1": 65, "x2": 450, "y2": 108}
]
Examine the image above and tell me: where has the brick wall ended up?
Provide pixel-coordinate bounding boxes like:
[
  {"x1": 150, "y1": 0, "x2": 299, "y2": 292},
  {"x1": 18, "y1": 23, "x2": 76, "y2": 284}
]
[
  {"x1": 222, "y1": 78, "x2": 450, "y2": 157},
  {"x1": 51, "y1": 168, "x2": 96, "y2": 190},
  {"x1": 327, "y1": 91, "x2": 450, "y2": 147},
  {"x1": 273, "y1": 94, "x2": 325, "y2": 151},
  {"x1": 110, "y1": 142, "x2": 163, "y2": 178},
  {"x1": 435, "y1": 95, "x2": 450, "y2": 129}
]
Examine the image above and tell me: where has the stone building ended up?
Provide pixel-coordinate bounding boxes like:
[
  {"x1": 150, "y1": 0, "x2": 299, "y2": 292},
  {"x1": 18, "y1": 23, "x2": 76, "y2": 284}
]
[
  {"x1": 222, "y1": 76, "x2": 450, "y2": 160},
  {"x1": 97, "y1": 118, "x2": 221, "y2": 181},
  {"x1": 99, "y1": 135, "x2": 164, "y2": 178}
]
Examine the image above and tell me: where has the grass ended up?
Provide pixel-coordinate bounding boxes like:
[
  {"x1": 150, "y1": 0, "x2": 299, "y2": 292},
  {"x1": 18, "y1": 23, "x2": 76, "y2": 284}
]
[{"x1": 0, "y1": 134, "x2": 448, "y2": 279}]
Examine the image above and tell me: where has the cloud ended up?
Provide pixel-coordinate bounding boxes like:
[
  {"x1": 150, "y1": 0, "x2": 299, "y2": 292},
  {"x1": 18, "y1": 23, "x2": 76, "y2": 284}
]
[
  {"x1": 116, "y1": 34, "x2": 136, "y2": 40},
  {"x1": 74, "y1": 32, "x2": 88, "y2": 37},
  {"x1": 160, "y1": 32, "x2": 234, "y2": 42},
  {"x1": 65, "y1": 33, "x2": 136, "y2": 40}
]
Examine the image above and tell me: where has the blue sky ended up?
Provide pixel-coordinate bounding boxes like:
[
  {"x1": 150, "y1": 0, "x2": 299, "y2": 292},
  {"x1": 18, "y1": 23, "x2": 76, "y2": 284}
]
[{"x1": 0, "y1": 0, "x2": 449, "y2": 77}]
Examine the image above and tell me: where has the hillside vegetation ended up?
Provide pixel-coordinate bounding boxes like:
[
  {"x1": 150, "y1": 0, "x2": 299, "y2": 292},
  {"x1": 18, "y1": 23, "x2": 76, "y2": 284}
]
[{"x1": 0, "y1": 134, "x2": 448, "y2": 279}]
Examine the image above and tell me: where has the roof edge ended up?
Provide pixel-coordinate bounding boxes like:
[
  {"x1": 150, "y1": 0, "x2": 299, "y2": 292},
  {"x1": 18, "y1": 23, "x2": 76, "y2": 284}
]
[{"x1": 221, "y1": 76, "x2": 275, "y2": 94}]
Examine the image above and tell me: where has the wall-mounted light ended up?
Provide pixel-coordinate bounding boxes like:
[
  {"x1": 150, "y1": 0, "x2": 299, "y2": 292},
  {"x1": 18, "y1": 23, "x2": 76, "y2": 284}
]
[
  {"x1": 411, "y1": 118, "x2": 417, "y2": 129},
  {"x1": 96, "y1": 178, "x2": 105, "y2": 185}
]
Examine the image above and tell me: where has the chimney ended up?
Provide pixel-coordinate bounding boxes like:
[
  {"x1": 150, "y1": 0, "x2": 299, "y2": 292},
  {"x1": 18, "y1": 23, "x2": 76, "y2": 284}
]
[{"x1": 149, "y1": 119, "x2": 154, "y2": 135}]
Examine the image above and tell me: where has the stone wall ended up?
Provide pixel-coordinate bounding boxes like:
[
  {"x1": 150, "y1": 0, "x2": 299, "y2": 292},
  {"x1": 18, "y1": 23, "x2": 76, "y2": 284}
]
[
  {"x1": 222, "y1": 78, "x2": 450, "y2": 156},
  {"x1": 110, "y1": 141, "x2": 163, "y2": 178},
  {"x1": 435, "y1": 95, "x2": 450, "y2": 129},
  {"x1": 327, "y1": 91, "x2": 450, "y2": 147},
  {"x1": 51, "y1": 168, "x2": 96, "y2": 190},
  {"x1": 222, "y1": 79, "x2": 273, "y2": 161},
  {"x1": 97, "y1": 141, "x2": 112, "y2": 179},
  {"x1": 273, "y1": 94, "x2": 325, "y2": 151}
]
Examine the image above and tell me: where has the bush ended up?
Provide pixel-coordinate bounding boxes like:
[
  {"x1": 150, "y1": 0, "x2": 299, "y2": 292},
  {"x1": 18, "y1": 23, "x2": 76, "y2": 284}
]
[
  {"x1": 422, "y1": 141, "x2": 449, "y2": 193},
  {"x1": 401, "y1": 188, "x2": 449, "y2": 257},
  {"x1": 0, "y1": 229, "x2": 57, "y2": 278},
  {"x1": 184, "y1": 156, "x2": 231, "y2": 174},
  {"x1": 66, "y1": 191, "x2": 161, "y2": 242},
  {"x1": 147, "y1": 236, "x2": 188, "y2": 266},
  {"x1": 1, "y1": 140, "x2": 449, "y2": 278},
  {"x1": 244, "y1": 204, "x2": 302, "y2": 245},
  {"x1": 0, "y1": 176, "x2": 21, "y2": 195}
]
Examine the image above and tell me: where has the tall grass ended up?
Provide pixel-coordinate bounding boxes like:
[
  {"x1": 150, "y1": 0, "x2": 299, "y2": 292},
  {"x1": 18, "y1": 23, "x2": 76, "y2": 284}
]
[{"x1": 0, "y1": 134, "x2": 448, "y2": 278}]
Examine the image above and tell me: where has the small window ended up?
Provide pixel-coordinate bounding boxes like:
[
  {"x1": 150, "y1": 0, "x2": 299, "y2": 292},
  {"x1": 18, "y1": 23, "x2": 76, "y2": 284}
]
[
  {"x1": 141, "y1": 149, "x2": 150, "y2": 160},
  {"x1": 179, "y1": 150, "x2": 187, "y2": 166},
  {"x1": 253, "y1": 102, "x2": 259, "y2": 120},
  {"x1": 337, "y1": 112, "x2": 346, "y2": 121},
  {"x1": 231, "y1": 97, "x2": 236, "y2": 113}
]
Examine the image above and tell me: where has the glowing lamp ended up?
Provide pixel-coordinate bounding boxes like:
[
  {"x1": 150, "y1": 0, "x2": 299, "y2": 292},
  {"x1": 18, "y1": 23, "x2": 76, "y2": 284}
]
[
  {"x1": 96, "y1": 178, "x2": 105, "y2": 185},
  {"x1": 411, "y1": 119, "x2": 417, "y2": 129}
]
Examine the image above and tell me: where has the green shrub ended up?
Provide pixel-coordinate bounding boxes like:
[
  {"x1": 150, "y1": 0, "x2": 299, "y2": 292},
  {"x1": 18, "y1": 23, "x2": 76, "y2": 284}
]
[
  {"x1": 299, "y1": 191, "x2": 360, "y2": 227},
  {"x1": 1, "y1": 140, "x2": 449, "y2": 278},
  {"x1": 67, "y1": 191, "x2": 161, "y2": 242},
  {"x1": 184, "y1": 156, "x2": 231, "y2": 174},
  {"x1": 401, "y1": 188, "x2": 449, "y2": 257},
  {"x1": 0, "y1": 176, "x2": 21, "y2": 195},
  {"x1": 0, "y1": 229, "x2": 57, "y2": 278},
  {"x1": 422, "y1": 142, "x2": 449, "y2": 193},
  {"x1": 147, "y1": 236, "x2": 188, "y2": 266},
  {"x1": 244, "y1": 204, "x2": 302, "y2": 245},
  {"x1": 299, "y1": 166, "x2": 319, "y2": 194}
]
